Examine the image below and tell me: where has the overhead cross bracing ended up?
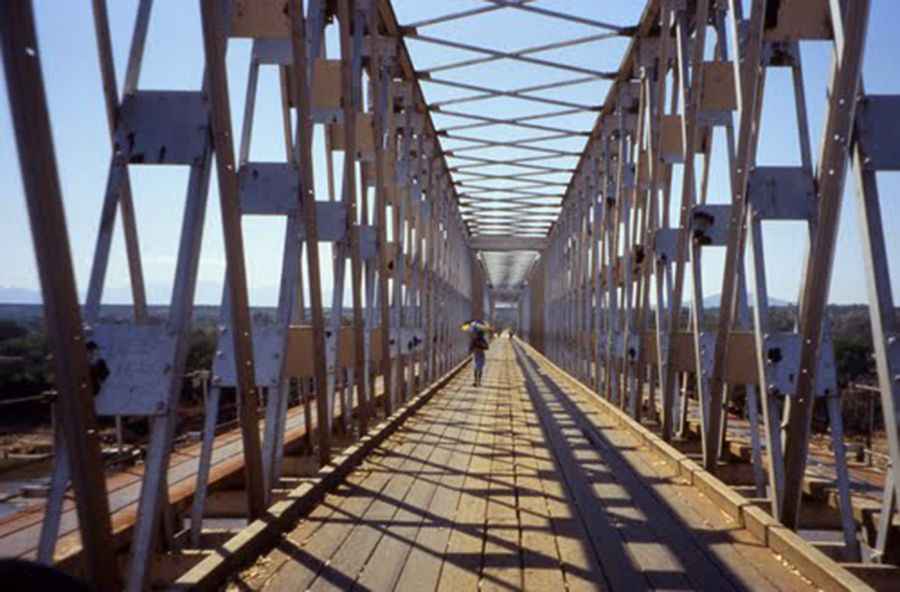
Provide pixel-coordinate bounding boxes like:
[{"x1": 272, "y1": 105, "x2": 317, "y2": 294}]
[
  {"x1": 2, "y1": 0, "x2": 900, "y2": 591},
  {"x1": 395, "y1": 2, "x2": 642, "y2": 292}
]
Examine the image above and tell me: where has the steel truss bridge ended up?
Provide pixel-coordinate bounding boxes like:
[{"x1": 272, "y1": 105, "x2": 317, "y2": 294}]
[{"x1": 1, "y1": 0, "x2": 898, "y2": 590}]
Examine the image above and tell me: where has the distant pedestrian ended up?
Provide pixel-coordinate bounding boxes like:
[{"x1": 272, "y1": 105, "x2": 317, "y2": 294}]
[{"x1": 469, "y1": 329, "x2": 489, "y2": 386}]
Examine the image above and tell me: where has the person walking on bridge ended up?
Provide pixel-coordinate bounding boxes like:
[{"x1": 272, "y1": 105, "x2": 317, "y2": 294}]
[
  {"x1": 461, "y1": 320, "x2": 491, "y2": 386},
  {"x1": 469, "y1": 327, "x2": 490, "y2": 386}
]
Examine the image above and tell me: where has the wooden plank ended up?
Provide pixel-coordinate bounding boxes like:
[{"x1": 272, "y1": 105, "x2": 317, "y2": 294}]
[
  {"x1": 481, "y1": 355, "x2": 523, "y2": 592},
  {"x1": 532, "y1": 347, "x2": 697, "y2": 589},
  {"x1": 517, "y1": 338, "x2": 873, "y2": 592},
  {"x1": 506, "y1": 354, "x2": 568, "y2": 591},
  {"x1": 231, "y1": 0, "x2": 290, "y2": 39},
  {"x1": 310, "y1": 59, "x2": 342, "y2": 112},
  {"x1": 349, "y1": 379, "x2": 469, "y2": 590},
  {"x1": 516, "y1": 340, "x2": 649, "y2": 590},
  {"x1": 172, "y1": 358, "x2": 469, "y2": 590},
  {"x1": 556, "y1": 361, "x2": 808, "y2": 591},
  {"x1": 184, "y1": 340, "x2": 866, "y2": 592},
  {"x1": 258, "y1": 367, "x2": 466, "y2": 591},
  {"x1": 700, "y1": 61, "x2": 737, "y2": 112},
  {"x1": 512, "y1": 345, "x2": 603, "y2": 592},
  {"x1": 436, "y1": 378, "x2": 496, "y2": 591},
  {"x1": 232, "y1": 479, "x2": 357, "y2": 589},
  {"x1": 258, "y1": 443, "x2": 411, "y2": 591},
  {"x1": 2, "y1": 420, "x2": 267, "y2": 552},
  {"x1": 392, "y1": 378, "x2": 490, "y2": 590}
]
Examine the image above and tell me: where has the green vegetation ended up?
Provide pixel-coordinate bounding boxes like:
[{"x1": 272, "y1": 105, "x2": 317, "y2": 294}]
[
  {"x1": 0, "y1": 305, "x2": 893, "y2": 426},
  {"x1": 829, "y1": 305, "x2": 876, "y2": 385},
  {"x1": 0, "y1": 319, "x2": 51, "y2": 399},
  {"x1": 185, "y1": 327, "x2": 218, "y2": 376}
]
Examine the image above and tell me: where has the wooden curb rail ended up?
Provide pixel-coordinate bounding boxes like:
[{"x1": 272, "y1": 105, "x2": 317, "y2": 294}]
[{"x1": 169, "y1": 358, "x2": 471, "y2": 591}]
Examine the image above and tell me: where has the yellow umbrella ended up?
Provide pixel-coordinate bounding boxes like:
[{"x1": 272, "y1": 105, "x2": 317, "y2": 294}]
[{"x1": 460, "y1": 320, "x2": 492, "y2": 333}]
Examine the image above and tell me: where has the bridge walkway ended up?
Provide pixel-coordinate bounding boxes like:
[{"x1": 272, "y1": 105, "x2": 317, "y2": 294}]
[{"x1": 232, "y1": 339, "x2": 817, "y2": 591}]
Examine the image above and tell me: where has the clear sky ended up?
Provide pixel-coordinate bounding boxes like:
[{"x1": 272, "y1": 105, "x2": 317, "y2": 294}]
[{"x1": 1, "y1": 1, "x2": 898, "y2": 307}]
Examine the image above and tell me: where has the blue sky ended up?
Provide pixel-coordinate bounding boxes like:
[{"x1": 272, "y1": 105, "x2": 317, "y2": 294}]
[{"x1": 1, "y1": 1, "x2": 898, "y2": 307}]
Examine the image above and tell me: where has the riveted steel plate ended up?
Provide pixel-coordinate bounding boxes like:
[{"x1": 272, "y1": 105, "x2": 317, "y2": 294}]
[
  {"x1": 748, "y1": 167, "x2": 815, "y2": 220},
  {"x1": 690, "y1": 204, "x2": 732, "y2": 247},
  {"x1": 762, "y1": 333, "x2": 836, "y2": 398},
  {"x1": 118, "y1": 91, "x2": 209, "y2": 166},
  {"x1": 90, "y1": 324, "x2": 177, "y2": 416},
  {"x1": 652, "y1": 227, "x2": 679, "y2": 262},
  {"x1": 213, "y1": 323, "x2": 286, "y2": 388},
  {"x1": 857, "y1": 95, "x2": 900, "y2": 171},
  {"x1": 238, "y1": 163, "x2": 348, "y2": 241}
]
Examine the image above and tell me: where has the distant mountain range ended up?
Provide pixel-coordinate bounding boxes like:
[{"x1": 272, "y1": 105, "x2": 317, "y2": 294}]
[
  {"x1": 0, "y1": 287, "x2": 833, "y2": 315},
  {"x1": 0, "y1": 282, "x2": 302, "y2": 308},
  {"x1": 701, "y1": 293, "x2": 792, "y2": 308},
  {"x1": 0, "y1": 284, "x2": 225, "y2": 305},
  {"x1": 0, "y1": 286, "x2": 41, "y2": 304}
]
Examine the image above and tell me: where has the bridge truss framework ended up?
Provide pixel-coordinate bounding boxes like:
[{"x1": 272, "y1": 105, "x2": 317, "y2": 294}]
[{"x1": 1, "y1": 0, "x2": 899, "y2": 590}]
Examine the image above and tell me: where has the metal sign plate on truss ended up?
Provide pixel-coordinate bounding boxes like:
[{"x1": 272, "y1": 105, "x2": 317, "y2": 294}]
[
  {"x1": 90, "y1": 323, "x2": 178, "y2": 416},
  {"x1": 857, "y1": 95, "x2": 900, "y2": 171},
  {"x1": 763, "y1": 332, "x2": 838, "y2": 398},
  {"x1": 212, "y1": 323, "x2": 285, "y2": 388},
  {"x1": 118, "y1": 91, "x2": 209, "y2": 166},
  {"x1": 238, "y1": 163, "x2": 349, "y2": 240}
]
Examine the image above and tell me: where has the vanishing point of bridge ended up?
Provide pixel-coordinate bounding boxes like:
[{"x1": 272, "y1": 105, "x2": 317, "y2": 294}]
[{"x1": 1, "y1": 1, "x2": 898, "y2": 590}]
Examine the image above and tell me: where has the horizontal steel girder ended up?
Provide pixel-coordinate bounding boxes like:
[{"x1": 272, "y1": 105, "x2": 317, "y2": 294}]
[{"x1": 470, "y1": 235, "x2": 548, "y2": 252}]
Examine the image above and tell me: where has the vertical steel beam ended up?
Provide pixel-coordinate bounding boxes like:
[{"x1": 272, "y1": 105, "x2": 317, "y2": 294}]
[
  {"x1": 338, "y1": 0, "x2": 369, "y2": 434},
  {"x1": 90, "y1": 0, "x2": 148, "y2": 322},
  {"x1": 852, "y1": 98, "x2": 900, "y2": 555},
  {"x1": 365, "y1": 6, "x2": 395, "y2": 416},
  {"x1": 199, "y1": 0, "x2": 267, "y2": 519},
  {"x1": 782, "y1": 0, "x2": 871, "y2": 528},
  {"x1": 289, "y1": 0, "x2": 332, "y2": 465},
  {"x1": 0, "y1": 3, "x2": 119, "y2": 589},
  {"x1": 83, "y1": 0, "x2": 153, "y2": 324}
]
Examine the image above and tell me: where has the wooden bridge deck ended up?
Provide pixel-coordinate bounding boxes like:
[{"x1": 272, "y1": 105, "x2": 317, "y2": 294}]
[
  {"x1": 0, "y1": 406, "x2": 312, "y2": 563},
  {"x1": 233, "y1": 339, "x2": 819, "y2": 591},
  {"x1": 0, "y1": 381, "x2": 399, "y2": 566}
]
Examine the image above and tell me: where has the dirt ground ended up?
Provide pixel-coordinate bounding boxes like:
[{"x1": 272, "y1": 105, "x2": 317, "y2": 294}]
[{"x1": 0, "y1": 427, "x2": 53, "y2": 456}]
